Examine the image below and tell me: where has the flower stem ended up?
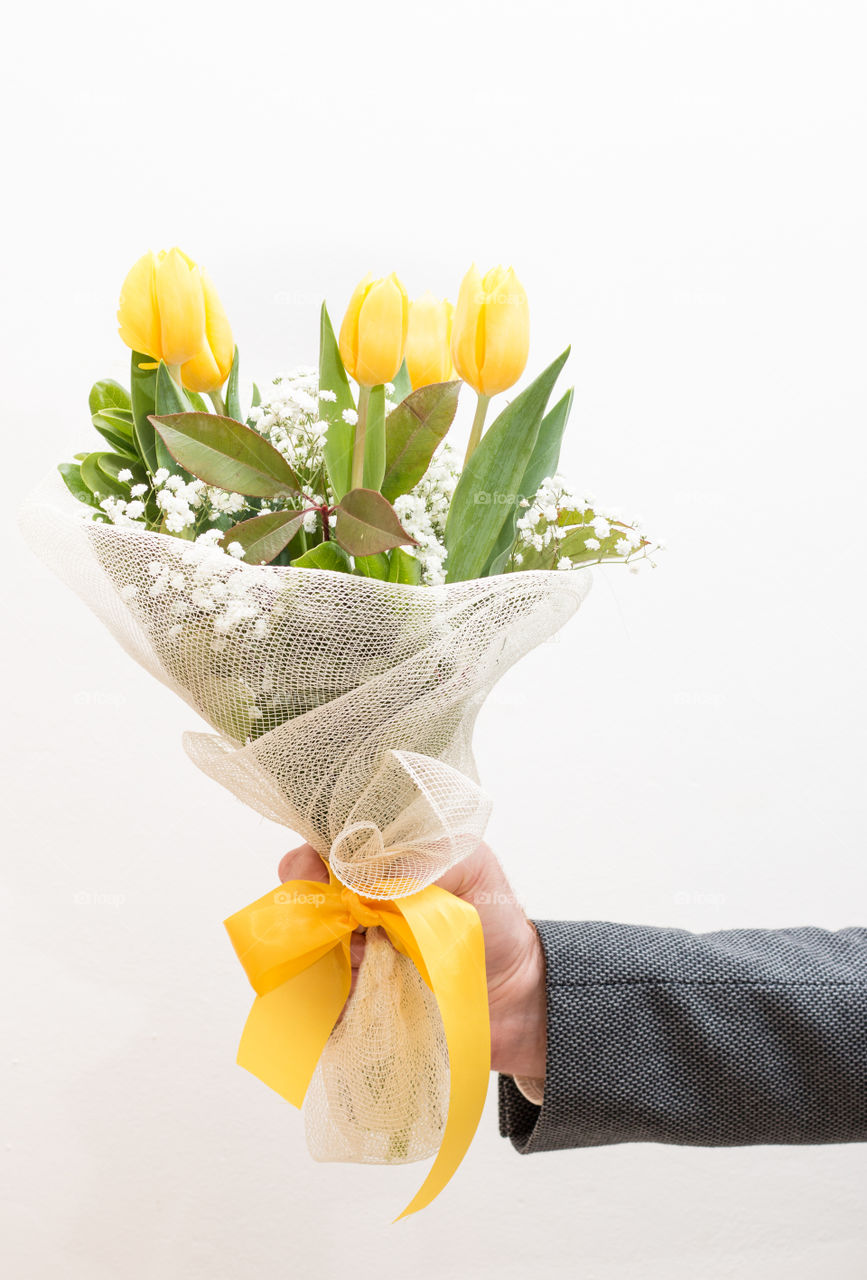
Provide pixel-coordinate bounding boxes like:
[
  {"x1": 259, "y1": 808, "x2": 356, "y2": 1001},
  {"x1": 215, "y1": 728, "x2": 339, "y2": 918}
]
[
  {"x1": 464, "y1": 393, "x2": 491, "y2": 466},
  {"x1": 168, "y1": 364, "x2": 183, "y2": 388},
  {"x1": 351, "y1": 385, "x2": 371, "y2": 490},
  {"x1": 208, "y1": 390, "x2": 226, "y2": 415}
]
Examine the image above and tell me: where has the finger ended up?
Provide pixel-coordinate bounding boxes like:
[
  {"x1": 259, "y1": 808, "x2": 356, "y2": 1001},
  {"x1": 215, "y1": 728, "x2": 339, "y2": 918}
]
[{"x1": 278, "y1": 843, "x2": 328, "y2": 884}]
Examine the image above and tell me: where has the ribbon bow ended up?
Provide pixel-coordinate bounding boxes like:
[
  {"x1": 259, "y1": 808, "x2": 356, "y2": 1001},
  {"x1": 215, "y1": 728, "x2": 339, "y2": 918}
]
[{"x1": 224, "y1": 864, "x2": 490, "y2": 1220}]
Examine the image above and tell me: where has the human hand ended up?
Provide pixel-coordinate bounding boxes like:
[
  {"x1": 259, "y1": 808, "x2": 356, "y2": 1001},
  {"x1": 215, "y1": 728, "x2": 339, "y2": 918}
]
[{"x1": 277, "y1": 841, "x2": 546, "y2": 1080}]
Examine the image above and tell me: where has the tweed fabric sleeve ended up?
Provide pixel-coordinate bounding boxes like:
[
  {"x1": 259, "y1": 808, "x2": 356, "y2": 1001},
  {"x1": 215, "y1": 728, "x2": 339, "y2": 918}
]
[{"x1": 498, "y1": 919, "x2": 867, "y2": 1153}]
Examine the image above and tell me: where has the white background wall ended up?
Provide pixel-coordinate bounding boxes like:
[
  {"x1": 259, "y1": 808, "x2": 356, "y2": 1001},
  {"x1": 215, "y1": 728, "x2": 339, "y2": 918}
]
[{"x1": 3, "y1": 1, "x2": 866, "y2": 1275}]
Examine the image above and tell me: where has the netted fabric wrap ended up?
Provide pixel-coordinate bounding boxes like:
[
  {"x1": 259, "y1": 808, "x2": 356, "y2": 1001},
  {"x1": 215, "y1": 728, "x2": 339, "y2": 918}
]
[{"x1": 22, "y1": 477, "x2": 591, "y2": 1164}]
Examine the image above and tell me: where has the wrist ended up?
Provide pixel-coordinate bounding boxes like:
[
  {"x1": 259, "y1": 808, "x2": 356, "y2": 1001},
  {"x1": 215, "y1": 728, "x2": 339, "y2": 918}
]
[{"x1": 489, "y1": 920, "x2": 547, "y2": 1079}]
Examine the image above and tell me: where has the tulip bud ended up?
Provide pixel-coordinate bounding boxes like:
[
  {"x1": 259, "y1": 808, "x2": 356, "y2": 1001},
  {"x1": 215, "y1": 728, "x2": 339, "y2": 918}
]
[
  {"x1": 338, "y1": 272, "x2": 409, "y2": 387},
  {"x1": 405, "y1": 292, "x2": 455, "y2": 389},
  {"x1": 451, "y1": 264, "x2": 529, "y2": 397},
  {"x1": 179, "y1": 271, "x2": 234, "y2": 393},
  {"x1": 117, "y1": 248, "x2": 234, "y2": 392}
]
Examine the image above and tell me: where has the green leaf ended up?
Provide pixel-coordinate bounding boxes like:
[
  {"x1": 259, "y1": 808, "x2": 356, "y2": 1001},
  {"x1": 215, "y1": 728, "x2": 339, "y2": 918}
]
[
  {"x1": 222, "y1": 509, "x2": 305, "y2": 565},
  {"x1": 155, "y1": 363, "x2": 194, "y2": 473},
  {"x1": 483, "y1": 387, "x2": 574, "y2": 576},
  {"x1": 130, "y1": 352, "x2": 159, "y2": 474},
  {"x1": 149, "y1": 412, "x2": 302, "y2": 498},
  {"x1": 98, "y1": 453, "x2": 148, "y2": 486},
  {"x1": 251, "y1": 382, "x2": 262, "y2": 408},
  {"x1": 58, "y1": 462, "x2": 97, "y2": 507},
  {"x1": 91, "y1": 409, "x2": 138, "y2": 456},
  {"x1": 290, "y1": 541, "x2": 352, "y2": 573},
  {"x1": 387, "y1": 547, "x2": 422, "y2": 584},
  {"x1": 381, "y1": 380, "x2": 460, "y2": 502},
  {"x1": 79, "y1": 452, "x2": 129, "y2": 501},
  {"x1": 333, "y1": 487, "x2": 418, "y2": 556},
  {"x1": 389, "y1": 360, "x2": 411, "y2": 405},
  {"x1": 362, "y1": 384, "x2": 386, "y2": 491},
  {"x1": 186, "y1": 390, "x2": 209, "y2": 411},
  {"x1": 444, "y1": 348, "x2": 570, "y2": 582},
  {"x1": 225, "y1": 346, "x2": 242, "y2": 421},
  {"x1": 353, "y1": 552, "x2": 390, "y2": 579},
  {"x1": 319, "y1": 303, "x2": 356, "y2": 500},
  {"x1": 88, "y1": 379, "x2": 131, "y2": 416}
]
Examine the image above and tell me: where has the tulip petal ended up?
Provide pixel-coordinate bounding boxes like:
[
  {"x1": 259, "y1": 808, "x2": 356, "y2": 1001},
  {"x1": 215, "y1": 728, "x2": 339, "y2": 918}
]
[
  {"x1": 155, "y1": 247, "x2": 207, "y2": 367},
  {"x1": 451, "y1": 265, "x2": 484, "y2": 394},
  {"x1": 181, "y1": 271, "x2": 234, "y2": 392},
  {"x1": 354, "y1": 274, "x2": 408, "y2": 387},
  {"x1": 338, "y1": 274, "x2": 374, "y2": 382},
  {"x1": 478, "y1": 267, "x2": 529, "y2": 396},
  {"x1": 181, "y1": 346, "x2": 222, "y2": 395},
  {"x1": 406, "y1": 292, "x2": 454, "y2": 389},
  {"x1": 202, "y1": 270, "x2": 234, "y2": 383},
  {"x1": 117, "y1": 252, "x2": 161, "y2": 360}
]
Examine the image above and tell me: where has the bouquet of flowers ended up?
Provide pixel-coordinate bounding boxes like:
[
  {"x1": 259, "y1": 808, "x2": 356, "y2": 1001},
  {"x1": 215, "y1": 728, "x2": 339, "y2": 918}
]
[{"x1": 22, "y1": 249, "x2": 658, "y2": 1218}]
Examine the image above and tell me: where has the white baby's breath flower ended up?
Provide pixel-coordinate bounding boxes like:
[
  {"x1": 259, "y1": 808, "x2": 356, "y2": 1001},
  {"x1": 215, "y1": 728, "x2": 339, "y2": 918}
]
[
  {"x1": 195, "y1": 529, "x2": 225, "y2": 547},
  {"x1": 117, "y1": 468, "x2": 133, "y2": 483},
  {"x1": 341, "y1": 408, "x2": 358, "y2": 426}
]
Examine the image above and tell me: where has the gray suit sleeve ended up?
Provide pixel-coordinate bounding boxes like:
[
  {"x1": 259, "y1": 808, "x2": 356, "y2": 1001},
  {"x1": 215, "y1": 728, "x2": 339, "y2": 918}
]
[{"x1": 498, "y1": 919, "x2": 867, "y2": 1152}]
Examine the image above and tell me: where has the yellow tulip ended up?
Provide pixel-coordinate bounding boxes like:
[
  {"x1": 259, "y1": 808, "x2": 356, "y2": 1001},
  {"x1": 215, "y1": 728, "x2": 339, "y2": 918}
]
[
  {"x1": 338, "y1": 272, "x2": 409, "y2": 387},
  {"x1": 117, "y1": 248, "x2": 234, "y2": 392},
  {"x1": 451, "y1": 264, "x2": 529, "y2": 397},
  {"x1": 405, "y1": 292, "x2": 455, "y2": 389}
]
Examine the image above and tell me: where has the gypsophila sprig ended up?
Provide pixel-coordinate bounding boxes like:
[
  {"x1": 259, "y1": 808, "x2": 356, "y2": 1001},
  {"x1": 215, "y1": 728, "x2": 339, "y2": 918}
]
[{"x1": 510, "y1": 476, "x2": 659, "y2": 573}]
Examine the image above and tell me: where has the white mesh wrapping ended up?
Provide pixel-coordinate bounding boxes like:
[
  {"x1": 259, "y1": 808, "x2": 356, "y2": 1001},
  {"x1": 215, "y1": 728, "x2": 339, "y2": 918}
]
[{"x1": 21, "y1": 475, "x2": 591, "y2": 1164}]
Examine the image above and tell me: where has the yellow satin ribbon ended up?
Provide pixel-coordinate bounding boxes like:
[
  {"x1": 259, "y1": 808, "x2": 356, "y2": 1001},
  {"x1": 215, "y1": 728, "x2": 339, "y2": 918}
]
[{"x1": 223, "y1": 866, "x2": 490, "y2": 1220}]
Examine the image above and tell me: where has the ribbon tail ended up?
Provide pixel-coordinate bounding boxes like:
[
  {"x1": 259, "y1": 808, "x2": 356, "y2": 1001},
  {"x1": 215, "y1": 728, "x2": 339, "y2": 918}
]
[
  {"x1": 389, "y1": 888, "x2": 491, "y2": 1220},
  {"x1": 237, "y1": 944, "x2": 351, "y2": 1108}
]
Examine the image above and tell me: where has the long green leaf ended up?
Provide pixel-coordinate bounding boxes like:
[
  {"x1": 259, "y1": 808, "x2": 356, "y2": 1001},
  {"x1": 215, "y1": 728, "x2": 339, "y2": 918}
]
[
  {"x1": 387, "y1": 547, "x2": 422, "y2": 584},
  {"x1": 319, "y1": 303, "x2": 356, "y2": 500},
  {"x1": 225, "y1": 346, "x2": 242, "y2": 421},
  {"x1": 362, "y1": 384, "x2": 386, "y2": 491},
  {"x1": 389, "y1": 360, "x2": 411, "y2": 405},
  {"x1": 353, "y1": 552, "x2": 390, "y2": 580},
  {"x1": 333, "y1": 487, "x2": 418, "y2": 556},
  {"x1": 483, "y1": 387, "x2": 574, "y2": 576},
  {"x1": 381, "y1": 381, "x2": 460, "y2": 502},
  {"x1": 130, "y1": 352, "x2": 159, "y2": 474},
  {"x1": 150, "y1": 412, "x2": 302, "y2": 497},
  {"x1": 444, "y1": 348, "x2": 570, "y2": 582},
  {"x1": 155, "y1": 364, "x2": 194, "y2": 473},
  {"x1": 290, "y1": 541, "x2": 351, "y2": 573},
  {"x1": 223, "y1": 508, "x2": 305, "y2": 564}
]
